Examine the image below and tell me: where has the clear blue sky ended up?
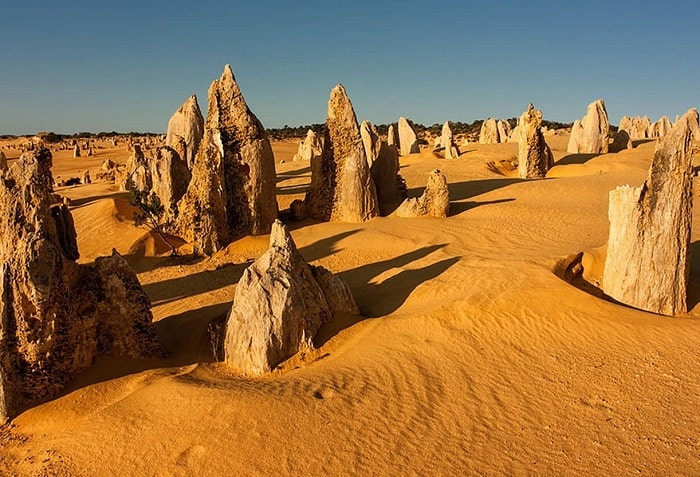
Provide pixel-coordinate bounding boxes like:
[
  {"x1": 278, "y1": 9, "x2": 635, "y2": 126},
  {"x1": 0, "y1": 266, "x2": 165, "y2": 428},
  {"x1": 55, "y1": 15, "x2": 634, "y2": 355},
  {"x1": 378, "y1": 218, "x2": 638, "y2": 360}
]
[{"x1": 1, "y1": 0, "x2": 697, "y2": 134}]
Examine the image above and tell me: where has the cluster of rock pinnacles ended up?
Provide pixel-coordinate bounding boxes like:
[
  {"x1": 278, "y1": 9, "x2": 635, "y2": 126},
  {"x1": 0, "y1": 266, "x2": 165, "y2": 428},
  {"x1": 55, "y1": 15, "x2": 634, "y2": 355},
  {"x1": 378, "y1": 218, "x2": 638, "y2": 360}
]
[{"x1": 1, "y1": 63, "x2": 698, "y2": 421}]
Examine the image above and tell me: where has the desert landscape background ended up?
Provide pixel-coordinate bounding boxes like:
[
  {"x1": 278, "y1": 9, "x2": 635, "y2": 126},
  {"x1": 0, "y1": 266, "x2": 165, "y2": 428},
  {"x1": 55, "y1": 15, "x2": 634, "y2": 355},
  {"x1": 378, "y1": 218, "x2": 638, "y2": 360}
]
[{"x1": 0, "y1": 126, "x2": 698, "y2": 475}]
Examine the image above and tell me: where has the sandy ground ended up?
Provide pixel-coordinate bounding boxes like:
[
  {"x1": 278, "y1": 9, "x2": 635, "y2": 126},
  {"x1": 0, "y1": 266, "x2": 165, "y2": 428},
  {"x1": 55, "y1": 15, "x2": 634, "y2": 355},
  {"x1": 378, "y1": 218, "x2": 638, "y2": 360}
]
[{"x1": 0, "y1": 135, "x2": 698, "y2": 476}]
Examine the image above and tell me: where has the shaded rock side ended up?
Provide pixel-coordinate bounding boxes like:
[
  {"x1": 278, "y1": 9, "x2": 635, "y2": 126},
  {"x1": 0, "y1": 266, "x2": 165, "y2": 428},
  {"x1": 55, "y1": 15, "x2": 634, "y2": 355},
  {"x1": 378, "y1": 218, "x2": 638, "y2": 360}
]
[
  {"x1": 387, "y1": 124, "x2": 398, "y2": 147},
  {"x1": 398, "y1": 117, "x2": 419, "y2": 155},
  {"x1": 360, "y1": 120, "x2": 381, "y2": 167},
  {"x1": 372, "y1": 142, "x2": 407, "y2": 215},
  {"x1": 517, "y1": 103, "x2": 553, "y2": 179},
  {"x1": 567, "y1": 99, "x2": 609, "y2": 154},
  {"x1": 609, "y1": 130, "x2": 633, "y2": 153},
  {"x1": 165, "y1": 94, "x2": 205, "y2": 169},
  {"x1": 602, "y1": 110, "x2": 696, "y2": 316},
  {"x1": 0, "y1": 149, "x2": 161, "y2": 421},
  {"x1": 224, "y1": 220, "x2": 358, "y2": 375},
  {"x1": 303, "y1": 85, "x2": 379, "y2": 223},
  {"x1": 396, "y1": 169, "x2": 449, "y2": 218},
  {"x1": 0, "y1": 151, "x2": 6, "y2": 171},
  {"x1": 176, "y1": 65, "x2": 279, "y2": 255}
]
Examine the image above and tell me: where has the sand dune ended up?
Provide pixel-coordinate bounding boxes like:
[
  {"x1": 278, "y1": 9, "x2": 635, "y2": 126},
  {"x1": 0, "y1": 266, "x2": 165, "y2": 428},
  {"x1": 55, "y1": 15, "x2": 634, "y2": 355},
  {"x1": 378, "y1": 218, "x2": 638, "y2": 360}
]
[{"x1": 1, "y1": 136, "x2": 698, "y2": 476}]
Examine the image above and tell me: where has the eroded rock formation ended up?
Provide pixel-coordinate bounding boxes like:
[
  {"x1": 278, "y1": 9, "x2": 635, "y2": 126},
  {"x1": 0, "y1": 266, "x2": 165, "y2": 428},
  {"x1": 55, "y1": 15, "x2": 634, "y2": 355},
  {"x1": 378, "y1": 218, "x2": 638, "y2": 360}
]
[
  {"x1": 360, "y1": 120, "x2": 382, "y2": 167},
  {"x1": 0, "y1": 149, "x2": 161, "y2": 421},
  {"x1": 602, "y1": 110, "x2": 696, "y2": 316},
  {"x1": 439, "y1": 121, "x2": 459, "y2": 159},
  {"x1": 618, "y1": 116, "x2": 651, "y2": 139},
  {"x1": 566, "y1": 99, "x2": 609, "y2": 154},
  {"x1": 517, "y1": 103, "x2": 553, "y2": 179},
  {"x1": 176, "y1": 65, "x2": 278, "y2": 255},
  {"x1": 396, "y1": 169, "x2": 449, "y2": 218},
  {"x1": 609, "y1": 130, "x2": 633, "y2": 153},
  {"x1": 398, "y1": 117, "x2": 419, "y2": 155},
  {"x1": 479, "y1": 118, "x2": 500, "y2": 144},
  {"x1": 224, "y1": 220, "x2": 358, "y2": 375},
  {"x1": 292, "y1": 129, "x2": 323, "y2": 162},
  {"x1": 497, "y1": 120, "x2": 512, "y2": 144},
  {"x1": 165, "y1": 94, "x2": 204, "y2": 169},
  {"x1": 648, "y1": 116, "x2": 672, "y2": 139},
  {"x1": 302, "y1": 84, "x2": 379, "y2": 223}
]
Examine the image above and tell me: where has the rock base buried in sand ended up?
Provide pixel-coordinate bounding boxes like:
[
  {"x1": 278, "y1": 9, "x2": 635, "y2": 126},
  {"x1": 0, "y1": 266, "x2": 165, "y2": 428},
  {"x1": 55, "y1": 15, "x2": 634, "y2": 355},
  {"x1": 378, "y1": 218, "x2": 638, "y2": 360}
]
[
  {"x1": 224, "y1": 220, "x2": 358, "y2": 375},
  {"x1": 602, "y1": 110, "x2": 696, "y2": 315},
  {"x1": 396, "y1": 169, "x2": 449, "y2": 218}
]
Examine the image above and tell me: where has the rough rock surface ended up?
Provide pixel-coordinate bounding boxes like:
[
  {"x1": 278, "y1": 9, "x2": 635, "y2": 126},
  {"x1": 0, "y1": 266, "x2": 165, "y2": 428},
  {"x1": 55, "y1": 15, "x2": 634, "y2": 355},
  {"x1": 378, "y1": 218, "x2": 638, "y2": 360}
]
[
  {"x1": 648, "y1": 116, "x2": 673, "y2": 139},
  {"x1": 609, "y1": 130, "x2": 633, "y2": 153},
  {"x1": 176, "y1": 65, "x2": 278, "y2": 255},
  {"x1": 479, "y1": 118, "x2": 500, "y2": 144},
  {"x1": 360, "y1": 120, "x2": 382, "y2": 167},
  {"x1": 165, "y1": 94, "x2": 204, "y2": 170},
  {"x1": 224, "y1": 221, "x2": 358, "y2": 375},
  {"x1": 602, "y1": 110, "x2": 696, "y2": 316},
  {"x1": 0, "y1": 151, "x2": 7, "y2": 171},
  {"x1": 686, "y1": 108, "x2": 700, "y2": 139},
  {"x1": 0, "y1": 149, "x2": 161, "y2": 421},
  {"x1": 566, "y1": 99, "x2": 609, "y2": 154},
  {"x1": 118, "y1": 144, "x2": 149, "y2": 191},
  {"x1": 517, "y1": 104, "x2": 554, "y2": 179},
  {"x1": 497, "y1": 120, "x2": 512, "y2": 144},
  {"x1": 439, "y1": 121, "x2": 459, "y2": 159},
  {"x1": 302, "y1": 85, "x2": 379, "y2": 223},
  {"x1": 149, "y1": 147, "x2": 192, "y2": 216},
  {"x1": 396, "y1": 169, "x2": 449, "y2": 218},
  {"x1": 292, "y1": 129, "x2": 323, "y2": 162},
  {"x1": 618, "y1": 116, "x2": 651, "y2": 139},
  {"x1": 372, "y1": 142, "x2": 407, "y2": 215},
  {"x1": 397, "y1": 117, "x2": 419, "y2": 155}
]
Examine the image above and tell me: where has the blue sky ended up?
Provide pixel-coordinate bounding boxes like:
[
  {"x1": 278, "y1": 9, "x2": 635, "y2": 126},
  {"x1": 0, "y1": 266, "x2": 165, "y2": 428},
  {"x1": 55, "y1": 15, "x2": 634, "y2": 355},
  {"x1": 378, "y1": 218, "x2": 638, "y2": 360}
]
[{"x1": 0, "y1": 0, "x2": 697, "y2": 134}]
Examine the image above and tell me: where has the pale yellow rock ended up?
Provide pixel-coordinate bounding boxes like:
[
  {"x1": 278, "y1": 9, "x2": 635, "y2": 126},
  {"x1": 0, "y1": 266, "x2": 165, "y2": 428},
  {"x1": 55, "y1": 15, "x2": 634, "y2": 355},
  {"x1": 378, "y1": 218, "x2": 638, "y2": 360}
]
[
  {"x1": 602, "y1": 110, "x2": 696, "y2": 315},
  {"x1": 566, "y1": 99, "x2": 609, "y2": 154},
  {"x1": 479, "y1": 118, "x2": 500, "y2": 144},
  {"x1": 398, "y1": 117, "x2": 419, "y2": 155},
  {"x1": 517, "y1": 104, "x2": 553, "y2": 179},
  {"x1": 396, "y1": 169, "x2": 449, "y2": 218},
  {"x1": 165, "y1": 94, "x2": 204, "y2": 169}
]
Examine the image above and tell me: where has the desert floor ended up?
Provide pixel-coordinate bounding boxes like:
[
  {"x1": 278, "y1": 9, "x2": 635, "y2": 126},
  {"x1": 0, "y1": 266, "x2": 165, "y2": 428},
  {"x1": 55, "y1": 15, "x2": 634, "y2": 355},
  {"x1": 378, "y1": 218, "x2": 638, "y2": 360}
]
[{"x1": 0, "y1": 135, "x2": 698, "y2": 476}]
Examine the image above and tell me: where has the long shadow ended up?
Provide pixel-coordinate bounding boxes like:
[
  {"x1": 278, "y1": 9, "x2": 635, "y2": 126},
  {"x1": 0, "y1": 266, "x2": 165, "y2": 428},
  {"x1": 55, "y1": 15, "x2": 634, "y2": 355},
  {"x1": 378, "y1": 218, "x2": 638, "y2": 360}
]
[
  {"x1": 450, "y1": 198, "x2": 514, "y2": 216},
  {"x1": 297, "y1": 229, "x2": 360, "y2": 262},
  {"x1": 555, "y1": 153, "x2": 598, "y2": 166},
  {"x1": 142, "y1": 261, "x2": 249, "y2": 305},
  {"x1": 276, "y1": 165, "x2": 310, "y2": 182},
  {"x1": 686, "y1": 241, "x2": 700, "y2": 310},
  {"x1": 407, "y1": 177, "x2": 522, "y2": 201},
  {"x1": 69, "y1": 190, "x2": 129, "y2": 208},
  {"x1": 632, "y1": 139, "x2": 655, "y2": 148},
  {"x1": 276, "y1": 184, "x2": 310, "y2": 195}
]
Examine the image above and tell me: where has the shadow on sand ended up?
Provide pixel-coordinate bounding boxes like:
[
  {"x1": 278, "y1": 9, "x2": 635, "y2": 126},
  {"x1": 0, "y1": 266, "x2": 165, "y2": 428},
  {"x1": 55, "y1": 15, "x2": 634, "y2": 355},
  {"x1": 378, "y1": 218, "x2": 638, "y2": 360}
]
[{"x1": 555, "y1": 153, "x2": 598, "y2": 166}]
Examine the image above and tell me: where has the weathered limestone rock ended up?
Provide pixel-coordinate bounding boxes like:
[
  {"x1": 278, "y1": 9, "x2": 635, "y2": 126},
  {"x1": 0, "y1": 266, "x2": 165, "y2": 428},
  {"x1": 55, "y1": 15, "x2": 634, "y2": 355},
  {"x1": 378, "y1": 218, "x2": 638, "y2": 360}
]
[
  {"x1": 396, "y1": 169, "x2": 449, "y2": 218},
  {"x1": 117, "y1": 144, "x2": 149, "y2": 192},
  {"x1": 686, "y1": 108, "x2": 700, "y2": 139},
  {"x1": 292, "y1": 129, "x2": 323, "y2": 162},
  {"x1": 360, "y1": 120, "x2": 382, "y2": 167},
  {"x1": 497, "y1": 119, "x2": 512, "y2": 144},
  {"x1": 648, "y1": 116, "x2": 673, "y2": 139},
  {"x1": 507, "y1": 124, "x2": 520, "y2": 143},
  {"x1": 149, "y1": 147, "x2": 192, "y2": 216},
  {"x1": 479, "y1": 118, "x2": 500, "y2": 144},
  {"x1": 372, "y1": 142, "x2": 407, "y2": 215},
  {"x1": 72, "y1": 145, "x2": 80, "y2": 158},
  {"x1": 224, "y1": 220, "x2": 358, "y2": 375},
  {"x1": 387, "y1": 124, "x2": 398, "y2": 147},
  {"x1": 302, "y1": 85, "x2": 379, "y2": 223},
  {"x1": 439, "y1": 121, "x2": 460, "y2": 159},
  {"x1": 0, "y1": 149, "x2": 161, "y2": 421},
  {"x1": 517, "y1": 104, "x2": 554, "y2": 179},
  {"x1": 609, "y1": 129, "x2": 633, "y2": 153},
  {"x1": 618, "y1": 116, "x2": 651, "y2": 139},
  {"x1": 566, "y1": 99, "x2": 609, "y2": 154},
  {"x1": 82, "y1": 169, "x2": 91, "y2": 184},
  {"x1": 398, "y1": 117, "x2": 419, "y2": 155},
  {"x1": 176, "y1": 65, "x2": 278, "y2": 255},
  {"x1": 602, "y1": 110, "x2": 696, "y2": 316},
  {"x1": 0, "y1": 151, "x2": 6, "y2": 171},
  {"x1": 165, "y1": 94, "x2": 205, "y2": 170}
]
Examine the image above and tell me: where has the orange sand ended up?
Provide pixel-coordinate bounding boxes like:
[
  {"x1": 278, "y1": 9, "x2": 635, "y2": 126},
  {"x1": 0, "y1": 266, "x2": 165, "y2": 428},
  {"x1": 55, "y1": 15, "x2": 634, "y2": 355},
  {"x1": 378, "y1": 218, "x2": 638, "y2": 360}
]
[{"x1": 0, "y1": 135, "x2": 698, "y2": 476}]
